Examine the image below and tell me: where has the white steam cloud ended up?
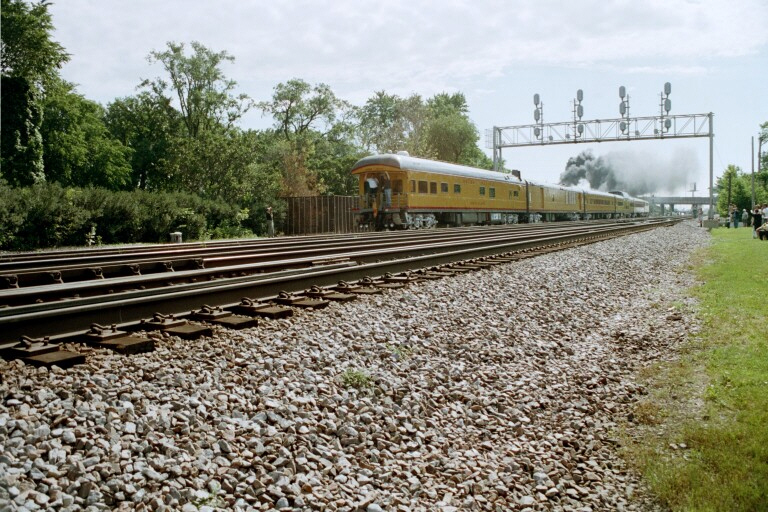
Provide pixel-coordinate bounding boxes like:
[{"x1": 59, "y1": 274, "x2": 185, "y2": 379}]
[{"x1": 559, "y1": 148, "x2": 699, "y2": 196}]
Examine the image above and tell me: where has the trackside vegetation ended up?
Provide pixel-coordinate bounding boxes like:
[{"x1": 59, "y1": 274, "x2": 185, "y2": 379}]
[
  {"x1": 0, "y1": 182, "x2": 252, "y2": 249},
  {"x1": 626, "y1": 228, "x2": 768, "y2": 511}
]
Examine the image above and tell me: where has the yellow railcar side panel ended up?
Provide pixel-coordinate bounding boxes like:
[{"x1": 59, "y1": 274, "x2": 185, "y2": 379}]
[{"x1": 403, "y1": 170, "x2": 526, "y2": 211}]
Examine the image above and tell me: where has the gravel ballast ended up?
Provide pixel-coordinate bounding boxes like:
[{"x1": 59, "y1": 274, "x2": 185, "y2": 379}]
[{"x1": 0, "y1": 221, "x2": 711, "y2": 511}]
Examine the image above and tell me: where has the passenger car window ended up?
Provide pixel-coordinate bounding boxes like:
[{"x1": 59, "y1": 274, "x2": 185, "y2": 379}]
[
  {"x1": 441, "y1": 182, "x2": 448, "y2": 193},
  {"x1": 430, "y1": 182, "x2": 437, "y2": 194},
  {"x1": 454, "y1": 184, "x2": 461, "y2": 193},
  {"x1": 479, "y1": 186, "x2": 485, "y2": 196},
  {"x1": 418, "y1": 181, "x2": 428, "y2": 193},
  {"x1": 489, "y1": 187, "x2": 495, "y2": 198}
]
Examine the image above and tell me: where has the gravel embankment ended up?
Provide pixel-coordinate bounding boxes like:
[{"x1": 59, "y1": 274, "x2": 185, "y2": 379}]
[{"x1": 0, "y1": 221, "x2": 711, "y2": 511}]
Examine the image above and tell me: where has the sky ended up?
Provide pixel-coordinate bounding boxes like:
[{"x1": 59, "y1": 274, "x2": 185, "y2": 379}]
[{"x1": 48, "y1": 0, "x2": 768, "y2": 196}]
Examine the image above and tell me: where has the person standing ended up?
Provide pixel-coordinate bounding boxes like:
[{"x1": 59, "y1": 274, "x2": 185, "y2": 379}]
[
  {"x1": 752, "y1": 206, "x2": 763, "y2": 239},
  {"x1": 266, "y1": 206, "x2": 275, "y2": 237},
  {"x1": 382, "y1": 174, "x2": 392, "y2": 208},
  {"x1": 366, "y1": 176, "x2": 379, "y2": 207},
  {"x1": 742, "y1": 208, "x2": 749, "y2": 228},
  {"x1": 697, "y1": 207, "x2": 703, "y2": 227},
  {"x1": 733, "y1": 205, "x2": 740, "y2": 228}
]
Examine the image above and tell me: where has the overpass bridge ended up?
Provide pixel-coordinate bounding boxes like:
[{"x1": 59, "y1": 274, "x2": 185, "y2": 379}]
[{"x1": 642, "y1": 195, "x2": 717, "y2": 213}]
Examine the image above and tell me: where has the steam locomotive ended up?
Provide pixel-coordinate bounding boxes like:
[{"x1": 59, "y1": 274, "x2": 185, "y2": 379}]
[{"x1": 351, "y1": 152, "x2": 649, "y2": 229}]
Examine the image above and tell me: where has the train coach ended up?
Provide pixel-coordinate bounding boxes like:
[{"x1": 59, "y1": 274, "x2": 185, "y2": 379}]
[{"x1": 351, "y1": 152, "x2": 649, "y2": 229}]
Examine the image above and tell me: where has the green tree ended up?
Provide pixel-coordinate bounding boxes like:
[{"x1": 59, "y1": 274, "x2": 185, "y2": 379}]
[
  {"x1": 422, "y1": 92, "x2": 489, "y2": 167},
  {"x1": 1, "y1": 76, "x2": 45, "y2": 185},
  {"x1": 105, "y1": 92, "x2": 181, "y2": 190},
  {"x1": 716, "y1": 164, "x2": 765, "y2": 215},
  {"x1": 423, "y1": 112, "x2": 478, "y2": 163},
  {"x1": 258, "y1": 79, "x2": 352, "y2": 196},
  {"x1": 356, "y1": 91, "x2": 405, "y2": 153},
  {"x1": 133, "y1": 41, "x2": 262, "y2": 202},
  {"x1": 426, "y1": 92, "x2": 469, "y2": 117},
  {"x1": 354, "y1": 90, "x2": 489, "y2": 167},
  {"x1": 166, "y1": 128, "x2": 264, "y2": 204},
  {"x1": 0, "y1": 0, "x2": 69, "y2": 85},
  {"x1": 308, "y1": 125, "x2": 366, "y2": 195},
  {"x1": 258, "y1": 78, "x2": 348, "y2": 140},
  {"x1": 144, "y1": 41, "x2": 252, "y2": 139},
  {"x1": 355, "y1": 91, "x2": 430, "y2": 156},
  {"x1": 1, "y1": 0, "x2": 70, "y2": 186},
  {"x1": 41, "y1": 79, "x2": 133, "y2": 189}
]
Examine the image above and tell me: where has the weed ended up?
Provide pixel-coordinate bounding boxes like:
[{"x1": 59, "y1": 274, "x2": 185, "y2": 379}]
[
  {"x1": 631, "y1": 400, "x2": 664, "y2": 425},
  {"x1": 340, "y1": 369, "x2": 373, "y2": 391},
  {"x1": 192, "y1": 481, "x2": 225, "y2": 508},
  {"x1": 386, "y1": 343, "x2": 413, "y2": 360}
]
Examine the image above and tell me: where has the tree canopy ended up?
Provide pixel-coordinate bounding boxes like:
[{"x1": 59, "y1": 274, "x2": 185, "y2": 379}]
[
  {"x1": 144, "y1": 41, "x2": 253, "y2": 139},
  {"x1": 716, "y1": 164, "x2": 768, "y2": 215},
  {"x1": 0, "y1": 0, "x2": 69, "y2": 85},
  {"x1": 1, "y1": 0, "x2": 70, "y2": 186}
]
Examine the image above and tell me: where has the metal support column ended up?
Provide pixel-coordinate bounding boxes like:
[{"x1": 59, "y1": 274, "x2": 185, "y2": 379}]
[{"x1": 708, "y1": 113, "x2": 714, "y2": 219}]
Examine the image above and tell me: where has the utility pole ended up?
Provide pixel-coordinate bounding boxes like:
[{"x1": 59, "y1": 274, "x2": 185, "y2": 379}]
[{"x1": 752, "y1": 136, "x2": 755, "y2": 208}]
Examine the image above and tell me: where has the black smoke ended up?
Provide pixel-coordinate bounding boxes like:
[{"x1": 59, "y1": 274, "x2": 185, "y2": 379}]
[
  {"x1": 559, "y1": 149, "x2": 697, "y2": 196},
  {"x1": 560, "y1": 151, "x2": 618, "y2": 191}
]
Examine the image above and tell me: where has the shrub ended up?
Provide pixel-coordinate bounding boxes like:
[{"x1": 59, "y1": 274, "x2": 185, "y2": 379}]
[{"x1": 0, "y1": 184, "x2": 250, "y2": 250}]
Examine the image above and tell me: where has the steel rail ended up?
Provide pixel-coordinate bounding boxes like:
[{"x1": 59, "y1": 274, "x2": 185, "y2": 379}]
[
  {"x1": 0, "y1": 220, "x2": 675, "y2": 343},
  {"x1": 0, "y1": 222, "x2": 653, "y2": 305},
  {"x1": 0, "y1": 219, "x2": 636, "y2": 269},
  {"x1": 0, "y1": 221, "x2": 637, "y2": 288}
]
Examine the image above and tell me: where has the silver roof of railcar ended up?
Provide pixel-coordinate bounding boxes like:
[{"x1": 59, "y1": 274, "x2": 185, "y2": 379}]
[
  {"x1": 351, "y1": 153, "x2": 524, "y2": 184},
  {"x1": 351, "y1": 153, "x2": 641, "y2": 199}
]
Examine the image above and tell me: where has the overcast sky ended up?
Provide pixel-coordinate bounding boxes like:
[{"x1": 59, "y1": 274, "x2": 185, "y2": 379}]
[{"x1": 49, "y1": 0, "x2": 768, "y2": 195}]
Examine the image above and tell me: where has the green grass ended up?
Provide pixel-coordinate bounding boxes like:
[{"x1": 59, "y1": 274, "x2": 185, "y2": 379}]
[
  {"x1": 626, "y1": 228, "x2": 768, "y2": 511},
  {"x1": 340, "y1": 368, "x2": 374, "y2": 391}
]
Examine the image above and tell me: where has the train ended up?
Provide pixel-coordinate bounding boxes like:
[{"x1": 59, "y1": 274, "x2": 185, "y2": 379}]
[{"x1": 351, "y1": 152, "x2": 649, "y2": 229}]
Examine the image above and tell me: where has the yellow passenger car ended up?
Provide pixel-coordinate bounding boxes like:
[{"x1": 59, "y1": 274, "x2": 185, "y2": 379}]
[
  {"x1": 351, "y1": 153, "x2": 648, "y2": 229},
  {"x1": 351, "y1": 153, "x2": 526, "y2": 229}
]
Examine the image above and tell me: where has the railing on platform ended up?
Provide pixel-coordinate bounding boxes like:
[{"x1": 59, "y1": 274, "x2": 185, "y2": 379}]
[{"x1": 359, "y1": 192, "x2": 407, "y2": 210}]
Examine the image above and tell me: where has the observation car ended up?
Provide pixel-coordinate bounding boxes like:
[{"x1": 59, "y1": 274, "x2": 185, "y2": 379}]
[{"x1": 351, "y1": 152, "x2": 649, "y2": 229}]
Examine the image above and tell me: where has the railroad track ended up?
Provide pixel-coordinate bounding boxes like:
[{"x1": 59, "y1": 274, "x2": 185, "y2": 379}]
[{"x1": 0, "y1": 219, "x2": 679, "y2": 368}]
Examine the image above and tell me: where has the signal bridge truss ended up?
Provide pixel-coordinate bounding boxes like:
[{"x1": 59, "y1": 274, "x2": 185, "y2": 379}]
[{"x1": 488, "y1": 112, "x2": 715, "y2": 217}]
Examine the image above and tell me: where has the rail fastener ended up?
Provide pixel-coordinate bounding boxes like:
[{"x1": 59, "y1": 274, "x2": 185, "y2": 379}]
[
  {"x1": 190, "y1": 305, "x2": 258, "y2": 329},
  {"x1": 331, "y1": 281, "x2": 382, "y2": 295},
  {"x1": 357, "y1": 277, "x2": 406, "y2": 290},
  {"x1": 138, "y1": 312, "x2": 212, "y2": 340},
  {"x1": 83, "y1": 323, "x2": 155, "y2": 354},
  {"x1": 381, "y1": 272, "x2": 421, "y2": 284},
  {"x1": 272, "y1": 291, "x2": 330, "y2": 309},
  {"x1": 229, "y1": 298, "x2": 293, "y2": 319},
  {"x1": 301, "y1": 285, "x2": 357, "y2": 302},
  {"x1": 0, "y1": 335, "x2": 86, "y2": 368}
]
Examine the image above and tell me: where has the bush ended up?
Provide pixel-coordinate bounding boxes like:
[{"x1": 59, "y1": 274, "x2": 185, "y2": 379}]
[
  {"x1": 0, "y1": 183, "x2": 250, "y2": 250},
  {"x1": 0, "y1": 182, "x2": 90, "y2": 250}
]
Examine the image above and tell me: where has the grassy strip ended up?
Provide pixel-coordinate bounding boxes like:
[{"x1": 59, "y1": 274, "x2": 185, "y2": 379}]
[{"x1": 626, "y1": 228, "x2": 768, "y2": 511}]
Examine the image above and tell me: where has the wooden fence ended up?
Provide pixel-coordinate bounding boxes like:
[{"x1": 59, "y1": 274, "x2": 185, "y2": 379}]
[{"x1": 283, "y1": 195, "x2": 360, "y2": 235}]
